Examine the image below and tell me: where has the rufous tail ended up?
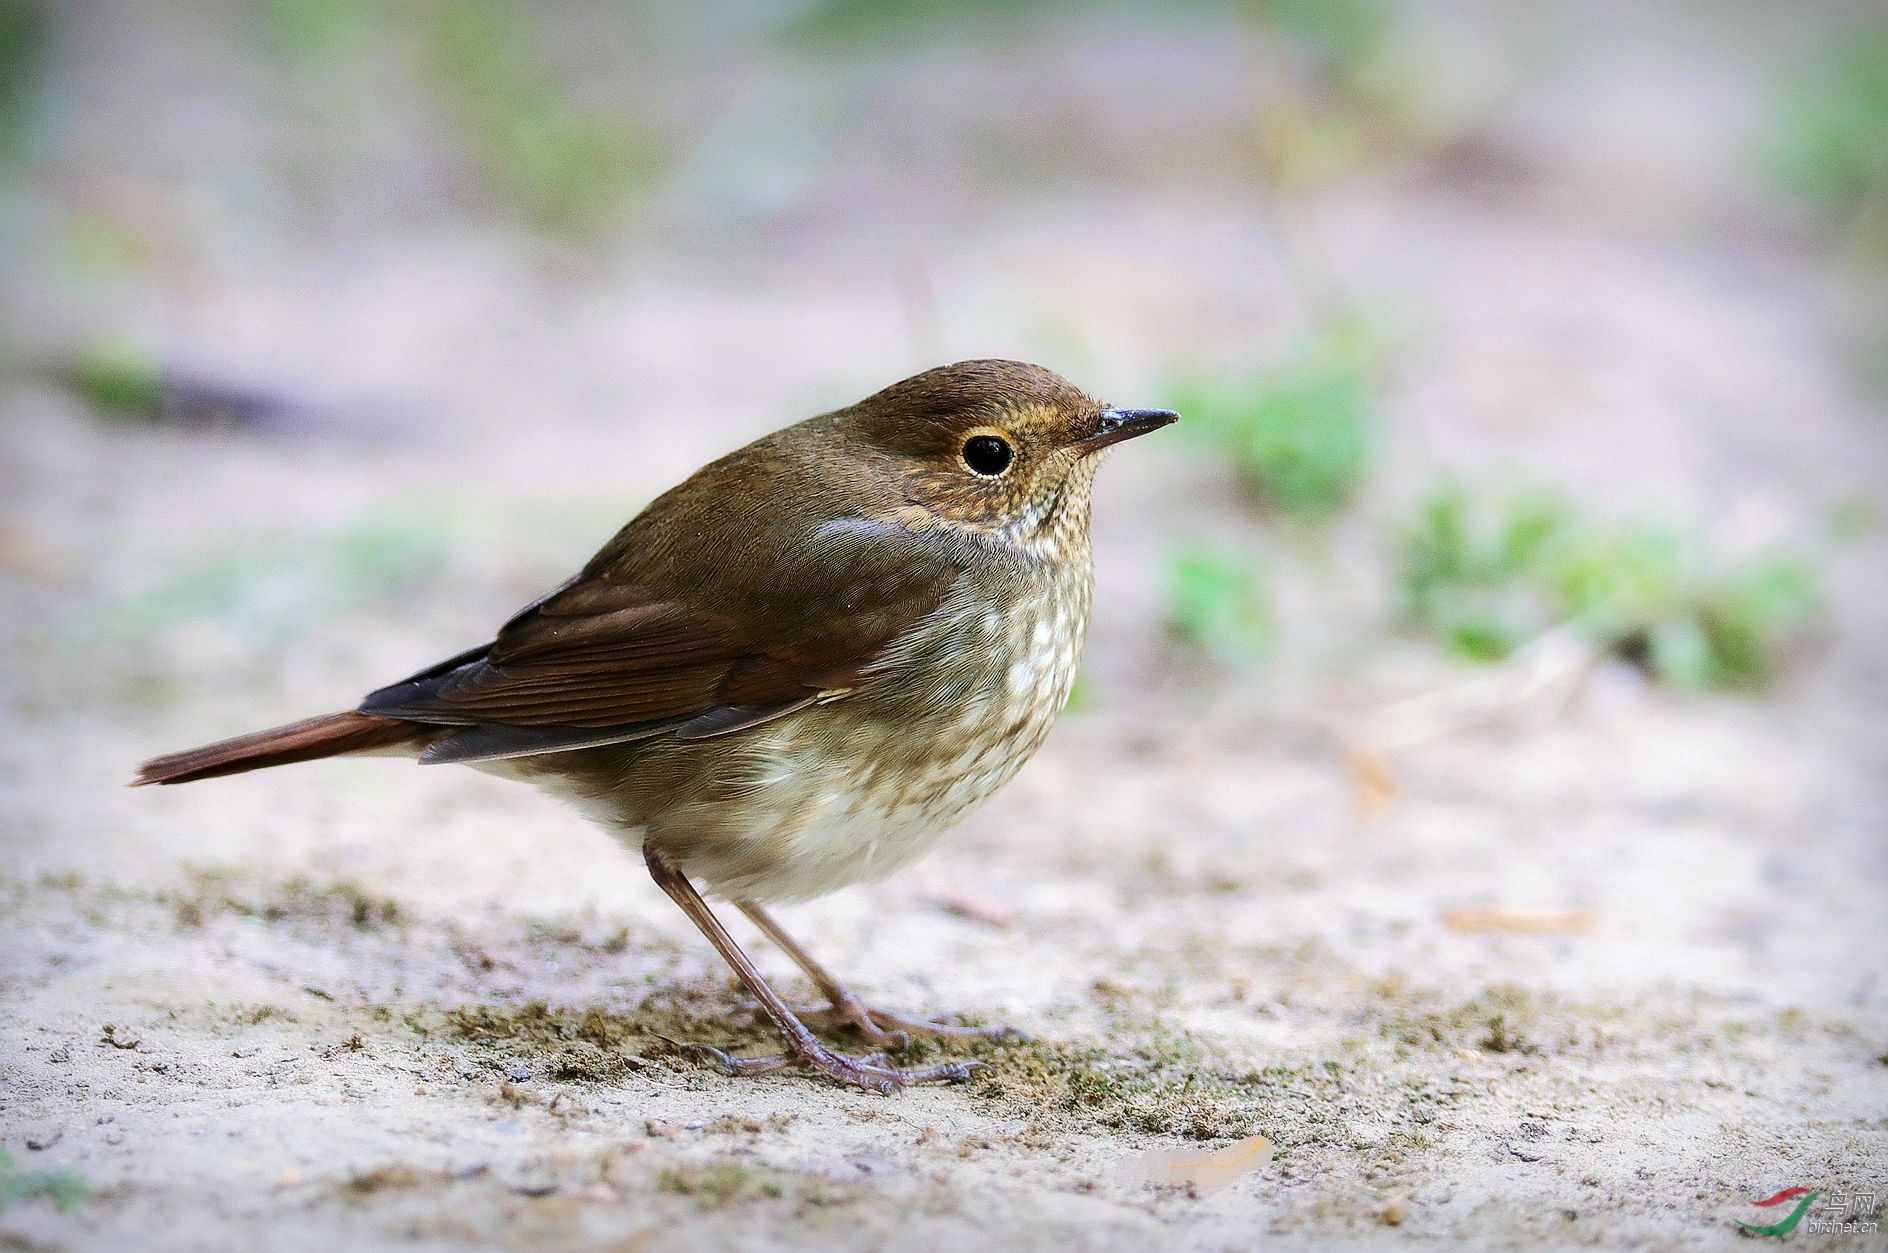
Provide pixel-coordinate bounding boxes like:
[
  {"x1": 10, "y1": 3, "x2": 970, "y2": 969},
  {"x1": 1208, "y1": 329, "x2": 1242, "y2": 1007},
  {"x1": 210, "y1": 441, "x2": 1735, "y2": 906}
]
[{"x1": 133, "y1": 712, "x2": 426, "y2": 785}]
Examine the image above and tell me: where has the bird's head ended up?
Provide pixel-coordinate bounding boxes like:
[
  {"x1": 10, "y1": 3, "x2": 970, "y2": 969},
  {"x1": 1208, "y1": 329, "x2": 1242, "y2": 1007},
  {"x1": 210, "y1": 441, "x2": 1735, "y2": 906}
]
[{"x1": 836, "y1": 359, "x2": 1177, "y2": 554}]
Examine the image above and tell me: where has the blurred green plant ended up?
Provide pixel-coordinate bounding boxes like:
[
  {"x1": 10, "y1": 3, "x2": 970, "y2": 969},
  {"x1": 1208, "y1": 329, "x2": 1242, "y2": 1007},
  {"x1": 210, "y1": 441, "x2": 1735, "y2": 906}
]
[
  {"x1": 250, "y1": 0, "x2": 666, "y2": 236},
  {"x1": 788, "y1": 0, "x2": 1399, "y2": 99},
  {"x1": 0, "y1": 1148, "x2": 86, "y2": 1215},
  {"x1": 65, "y1": 337, "x2": 166, "y2": 420},
  {"x1": 84, "y1": 495, "x2": 630, "y2": 654},
  {"x1": 789, "y1": 0, "x2": 1056, "y2": 44},
  {"x1": 0, "y1": 0, "x2": 51, "y2": 168},
  {"x1": 1761, "y1": 20, "x2": 1888, "y2": 393},
  {"x1": 1397, "y1": 485, "x2": 1567, "y2": 663},
  {"x1": 1165, "y1": 540, "x2": 1276, "y2": 666},
  {"x1": 251, "y1": 0, "x2": 380, "y2": 57},
  {"x1": 1827, "y1": 494, "x2": 1881, "y2": 544},
  {"x1": 55, "y1": 339, "x2": 298, "y2": 432},
  {"x1": 1251, "y1": 0, "x2": 1391, "y2": 105},
  {"x1": 89, "y1": 509, "x2": 458, "y2": 651},
  {"x1": 1168, "y1": 324, "x2": 1378, "y2": 520},
  {"x1": 425, "y1": 0, "x2": 665, "y2": 235},
  {"x1": 1244, "y1": 0, "x2": 1489, "y2": 191},
  {"x1": 1397, "y1": 484, "x2": 1822, "y2": 690},
  {"x1": 1761, "y1": 20, "x2": 1888, "y2": 245}
]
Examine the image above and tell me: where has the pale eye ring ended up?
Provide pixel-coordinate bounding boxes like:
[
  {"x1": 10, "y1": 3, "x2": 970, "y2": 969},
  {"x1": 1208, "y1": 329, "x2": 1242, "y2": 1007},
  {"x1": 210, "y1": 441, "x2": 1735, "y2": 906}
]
[{"x1": 961, "y1": 434, "x2": 1013, "y2": 477}]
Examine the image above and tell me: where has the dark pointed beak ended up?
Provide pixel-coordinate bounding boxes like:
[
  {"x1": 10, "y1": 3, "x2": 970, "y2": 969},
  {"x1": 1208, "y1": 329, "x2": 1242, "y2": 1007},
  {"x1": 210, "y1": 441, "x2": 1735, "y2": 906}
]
[{"x1": 1078, "y1": 407, "x2": 1180, "y2": 454}]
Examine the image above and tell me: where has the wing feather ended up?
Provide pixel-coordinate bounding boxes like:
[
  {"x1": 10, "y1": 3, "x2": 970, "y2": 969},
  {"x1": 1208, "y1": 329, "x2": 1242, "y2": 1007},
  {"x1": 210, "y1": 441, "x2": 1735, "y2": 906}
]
[{"x1": 358, "y1": 524, "x2": 962, "y2": 758}]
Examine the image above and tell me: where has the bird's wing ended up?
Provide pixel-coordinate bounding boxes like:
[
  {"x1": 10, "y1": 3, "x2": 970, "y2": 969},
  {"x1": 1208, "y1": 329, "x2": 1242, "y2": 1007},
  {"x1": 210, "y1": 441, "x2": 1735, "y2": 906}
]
[{"x1": 360, "y1": 521, "x2": 963, "y2": 764}]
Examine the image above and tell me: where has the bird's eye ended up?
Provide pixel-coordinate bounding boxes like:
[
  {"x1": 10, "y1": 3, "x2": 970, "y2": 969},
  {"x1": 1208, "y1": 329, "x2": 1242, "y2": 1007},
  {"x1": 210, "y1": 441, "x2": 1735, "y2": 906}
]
[{"x1": 961, "y1": 434, "x2": 1014, "y2": 477}]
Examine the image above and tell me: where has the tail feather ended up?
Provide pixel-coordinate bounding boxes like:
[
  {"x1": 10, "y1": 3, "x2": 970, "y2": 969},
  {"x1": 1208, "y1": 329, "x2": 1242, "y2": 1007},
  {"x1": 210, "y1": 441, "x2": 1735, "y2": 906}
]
[{"x1": 134, "y1": 712, "x2": 427, "y2": 785}]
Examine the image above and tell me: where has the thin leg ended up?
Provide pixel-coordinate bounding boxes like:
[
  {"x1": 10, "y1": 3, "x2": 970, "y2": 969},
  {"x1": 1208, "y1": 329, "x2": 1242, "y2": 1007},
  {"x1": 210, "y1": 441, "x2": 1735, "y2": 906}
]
[
  {"x1": 735, "y1": 899, "x2": 1026, "y2": 1049},
  {"x1": 643, "y1": 846, "x2": 982, "y2": 1093}
]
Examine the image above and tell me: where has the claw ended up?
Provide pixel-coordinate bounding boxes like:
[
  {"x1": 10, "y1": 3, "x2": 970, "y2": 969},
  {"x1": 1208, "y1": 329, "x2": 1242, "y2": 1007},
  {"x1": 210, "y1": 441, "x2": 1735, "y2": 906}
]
[
  {"x1": 652, "y1": 867, "x2": 1007, "y2": 1096},
  {"x1": 688, "y1": 1043, "x2": 793, "y2": 1077},
  {"x1": 914, "y1": 1059, "x2": 988, "y2": 1083},
  {"x1": 688, "y1": 1042, "x2": 736, "y2": 1069},
  {"x1": 686, "y1": 1039, "x2": 981, "y2": 1093},
  {"x1": 803, "y1": 1001, "x2": 1025, "y2": 1050}
]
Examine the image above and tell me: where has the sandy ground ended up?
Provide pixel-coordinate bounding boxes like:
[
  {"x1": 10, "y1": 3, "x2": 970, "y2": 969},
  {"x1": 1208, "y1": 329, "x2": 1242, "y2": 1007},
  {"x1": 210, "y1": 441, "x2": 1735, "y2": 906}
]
[{"x1": 4, "y1": 5, "x2": 1888, "y2": 1249}]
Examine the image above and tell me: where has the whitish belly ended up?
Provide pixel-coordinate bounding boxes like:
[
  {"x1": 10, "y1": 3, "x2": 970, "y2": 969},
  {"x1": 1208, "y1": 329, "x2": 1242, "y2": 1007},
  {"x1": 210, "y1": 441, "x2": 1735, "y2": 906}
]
[{"x1": 655, "y1": 583, "x2": 1087, "y2": 903}]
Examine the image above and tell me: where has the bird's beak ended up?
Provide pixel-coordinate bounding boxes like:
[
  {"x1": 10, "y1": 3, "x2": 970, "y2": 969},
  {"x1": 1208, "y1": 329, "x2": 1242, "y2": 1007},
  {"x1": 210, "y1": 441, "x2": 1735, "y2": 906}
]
[{"x1": 1077, "y1": 407, "x2": 1180, "y2": 454}]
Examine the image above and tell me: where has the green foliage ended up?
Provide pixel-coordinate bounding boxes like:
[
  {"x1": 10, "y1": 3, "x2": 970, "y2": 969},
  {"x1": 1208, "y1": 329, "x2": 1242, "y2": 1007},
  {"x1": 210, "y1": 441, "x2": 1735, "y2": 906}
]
[
  {"x1": 1398, "y1": 485, "x2": 1568, "y2": 663},
  {"x1": 1249, "y1": 0, "x2": 1391, "y2": 97},
  {"x1": 962, "y1": 1019, "x2": 1260, "y2": 1141},
  {"x1": 1169, "y1": 329, "x2": 1377, "y2": 519},
  {"x1": 251, "y1": 0, "x2": 664, "y2": 235},
  {"x1": 787, "y1": 0, "x2": 1396, "y2": 86},
  {"x1": 1396, "y1": 484, "x2": 1821, "y2": 690},
  {"x1": 789, "y1": 0, "x2": 1062, "y2": 44},
  {"x1": 1244, "y1": 0, "x2": 1481, "y2": 182},
  {"x1": 1165, "y1": 541, "x2": 1275, "y2": 665},
  {"x1": 250, "y1": 0, "x2": 381, "y2": 57},
  {"x1": 656, "y1": 1159, "x2": 784, "y2": 1208},
  {"x1": 1761, "y1": 21, "x2": 1888, "y2": 235},
  {"x1": 0, "y1": 0, "x2": 50, "y2": 167},
  {"x1": 67, "y1": 338, "x2": 165, "y2": 419},
  {"x1": 1827, "y1": 494, "x2": 1881, "y2": 543},
  {"x1": 425, "y1": 0, "x2": 664, "y2": 235},
  {"x1": 89, "y1": 508, "x2": 457, "y2": 649},
  {"x1": 0, "y1": 1149, "x2": 86, "y2": 1214}
]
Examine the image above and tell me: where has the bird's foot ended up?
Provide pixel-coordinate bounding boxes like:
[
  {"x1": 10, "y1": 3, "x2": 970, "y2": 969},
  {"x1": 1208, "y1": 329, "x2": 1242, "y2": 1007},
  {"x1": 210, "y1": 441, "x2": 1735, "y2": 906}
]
[
  {"x1": 690, "y1": 1040, "x2": 985, "y2": 1095},
  {"x1": 812, "y1": 998, "x2": 1030, "y2": 1052}
]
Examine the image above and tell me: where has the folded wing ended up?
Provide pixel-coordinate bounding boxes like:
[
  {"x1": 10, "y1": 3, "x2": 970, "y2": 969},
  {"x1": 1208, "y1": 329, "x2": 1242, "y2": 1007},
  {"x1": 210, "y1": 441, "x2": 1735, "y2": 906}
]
[{"x1": 360, "y1": 528, "x2": 961, "y2": 764}]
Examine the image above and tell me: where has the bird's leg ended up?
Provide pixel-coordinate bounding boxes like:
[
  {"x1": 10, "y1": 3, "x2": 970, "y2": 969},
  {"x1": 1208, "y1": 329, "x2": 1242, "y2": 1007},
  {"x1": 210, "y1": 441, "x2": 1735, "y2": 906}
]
[
  {"x1": 735, "y1": 899, "x2": 1026, "y2": 1049},
  {"x1": 643, "y1": 847, "x2": 982, "y2": 1094}
]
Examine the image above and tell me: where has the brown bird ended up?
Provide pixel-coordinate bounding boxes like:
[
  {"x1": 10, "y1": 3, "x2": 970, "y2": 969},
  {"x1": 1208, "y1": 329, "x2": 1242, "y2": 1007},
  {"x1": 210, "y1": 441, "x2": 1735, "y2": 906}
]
[{"x1": 136, "y1": 359, "x2": 1176, "y2": 1093}]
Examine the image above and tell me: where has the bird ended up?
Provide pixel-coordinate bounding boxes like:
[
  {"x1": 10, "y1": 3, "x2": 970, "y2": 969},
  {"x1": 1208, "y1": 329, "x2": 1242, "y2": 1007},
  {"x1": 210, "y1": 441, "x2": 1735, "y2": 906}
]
[{"x1": 136, "y1": 359, "x2": 1178, "y2": 1093}]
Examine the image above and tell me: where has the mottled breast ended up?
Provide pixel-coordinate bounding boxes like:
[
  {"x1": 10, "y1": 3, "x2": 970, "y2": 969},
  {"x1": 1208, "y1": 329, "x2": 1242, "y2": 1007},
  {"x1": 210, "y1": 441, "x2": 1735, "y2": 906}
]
[{"x1": 575, "y1": 560, "x2": 1093, "y2": 903}]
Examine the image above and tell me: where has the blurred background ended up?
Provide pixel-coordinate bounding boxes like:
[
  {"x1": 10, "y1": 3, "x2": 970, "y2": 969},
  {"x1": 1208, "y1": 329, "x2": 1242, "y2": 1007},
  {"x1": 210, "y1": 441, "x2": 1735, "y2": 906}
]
[
  {"x1": 2, "y1": 0, "x2": 1885, "y2": 1246},
  {"x1": 3, "y1": 0, "x2": 1884, "y2": 703}
]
